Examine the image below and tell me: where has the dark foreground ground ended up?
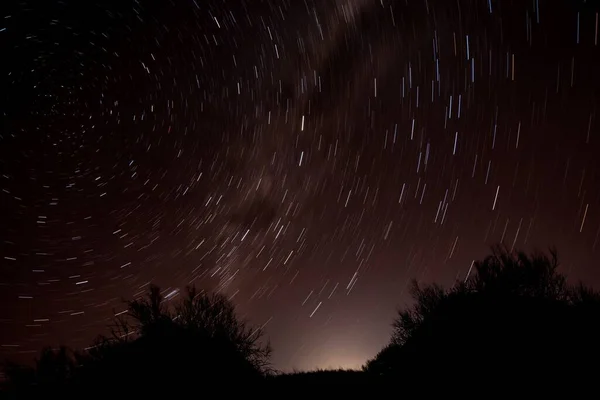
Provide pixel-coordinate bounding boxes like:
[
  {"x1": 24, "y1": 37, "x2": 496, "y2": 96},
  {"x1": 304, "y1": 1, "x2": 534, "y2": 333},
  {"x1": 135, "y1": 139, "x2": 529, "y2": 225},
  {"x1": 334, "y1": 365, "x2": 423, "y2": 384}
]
[{"x1": 269, "y1": 369, "x2": 374, "y2": 384}]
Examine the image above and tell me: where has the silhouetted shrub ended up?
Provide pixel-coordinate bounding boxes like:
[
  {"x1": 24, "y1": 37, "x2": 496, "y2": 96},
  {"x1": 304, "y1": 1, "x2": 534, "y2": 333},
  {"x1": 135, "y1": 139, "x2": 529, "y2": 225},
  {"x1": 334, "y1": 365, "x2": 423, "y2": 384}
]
[
  {"x1": 366, "y1": 246, "x2": 600, "y2": 382},
  {"x1": 2, "y1": 285, "x2": 271, "y2": 398},
  {"x1": 5, "y1": 246, "x2": 600, "y2": 394},
  {"x1": 2, "y1": 346, "x2": 78, "y2": 395}
]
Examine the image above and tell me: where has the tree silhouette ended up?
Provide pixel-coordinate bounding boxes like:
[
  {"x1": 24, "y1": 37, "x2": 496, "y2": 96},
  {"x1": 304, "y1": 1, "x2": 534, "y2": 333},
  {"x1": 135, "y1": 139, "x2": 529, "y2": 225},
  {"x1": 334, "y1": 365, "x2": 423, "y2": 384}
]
[
  {"x1": 2, "y1": 346, "x2": 78, "y2": 395},
  {"x1": 366, "y1": 246, "x2": 600, "y2": 383},
  {"x1": 2, "y1": 285, "x2": 271, "y2": 398},
  {"x1": 5, "y1": 247, "x2": 600, "y2": 394}
]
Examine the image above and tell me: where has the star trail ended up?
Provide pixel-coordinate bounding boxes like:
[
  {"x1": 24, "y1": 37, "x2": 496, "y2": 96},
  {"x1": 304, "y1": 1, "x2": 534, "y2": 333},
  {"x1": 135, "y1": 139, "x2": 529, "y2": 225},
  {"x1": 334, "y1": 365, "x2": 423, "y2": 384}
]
[{"x1": 2, "y1": 0, "x2": 600, "y2": 371}]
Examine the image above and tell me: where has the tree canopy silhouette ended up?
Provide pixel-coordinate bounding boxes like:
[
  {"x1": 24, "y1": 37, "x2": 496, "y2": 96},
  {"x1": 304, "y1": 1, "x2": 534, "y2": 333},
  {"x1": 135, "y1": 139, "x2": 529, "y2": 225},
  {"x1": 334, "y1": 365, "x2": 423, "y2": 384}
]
[
  {"x1": 4, "y1": 247, "x2": 600, "y2": 394},
  {"x1": 3, "y1": 285, "x2": 271, "y2": 398},
  {"x1": 366, "y1": 246, "x2": 600, "y2": 382}
]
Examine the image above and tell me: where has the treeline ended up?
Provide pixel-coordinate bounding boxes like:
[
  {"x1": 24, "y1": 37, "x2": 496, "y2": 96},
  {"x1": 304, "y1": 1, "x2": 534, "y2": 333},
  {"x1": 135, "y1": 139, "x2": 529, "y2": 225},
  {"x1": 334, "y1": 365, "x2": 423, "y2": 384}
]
[{"x1": 2, "y1": 246, "x2": 600, "y2": 394}]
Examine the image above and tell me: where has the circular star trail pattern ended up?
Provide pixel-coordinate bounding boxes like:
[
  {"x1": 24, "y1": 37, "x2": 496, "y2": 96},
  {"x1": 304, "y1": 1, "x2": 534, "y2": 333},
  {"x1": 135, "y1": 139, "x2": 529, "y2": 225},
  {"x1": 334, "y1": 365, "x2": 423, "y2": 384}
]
[{"x1": 2, "y1": 0, "x2": 600, "y2": 370}]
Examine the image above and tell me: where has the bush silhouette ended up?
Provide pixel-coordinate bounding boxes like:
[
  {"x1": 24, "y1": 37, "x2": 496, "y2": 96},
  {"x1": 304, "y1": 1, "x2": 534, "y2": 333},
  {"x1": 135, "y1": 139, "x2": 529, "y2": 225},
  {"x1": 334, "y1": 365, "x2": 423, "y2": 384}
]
[
  {"x1": 3, "y1": 285, "x2": 271, "y2": 398},
  {"x1": 4, "y1": 247, "x2": 600, "y2": 393},
  {"x1": 3, "y1": 346, "x2": 79, "y2": 396},
  {"x1": 366, "y1": 246, "x2": 600, "y2": 382}
]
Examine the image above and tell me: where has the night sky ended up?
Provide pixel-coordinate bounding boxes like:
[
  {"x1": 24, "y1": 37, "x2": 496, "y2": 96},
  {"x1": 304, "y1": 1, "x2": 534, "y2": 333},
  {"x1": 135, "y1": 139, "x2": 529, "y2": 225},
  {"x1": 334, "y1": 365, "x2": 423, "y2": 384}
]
[{"x1": 2, "y1": 0, "x2": 600, "y2": 371}]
